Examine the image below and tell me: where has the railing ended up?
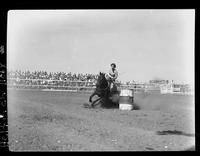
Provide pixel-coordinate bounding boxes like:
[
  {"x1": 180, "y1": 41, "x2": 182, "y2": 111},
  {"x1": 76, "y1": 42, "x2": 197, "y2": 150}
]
[
  {"x1": 7, "y1": 78, "x2": 194, "y2": 94},
  {"x1": 7, "y1": 78, "x2": 145, "y2": 92}
]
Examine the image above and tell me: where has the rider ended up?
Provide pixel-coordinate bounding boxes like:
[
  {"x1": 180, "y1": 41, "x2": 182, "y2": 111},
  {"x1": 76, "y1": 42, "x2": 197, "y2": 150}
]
[{"x1": 106, "y1": 63, "x2": 118, "y2": 91}]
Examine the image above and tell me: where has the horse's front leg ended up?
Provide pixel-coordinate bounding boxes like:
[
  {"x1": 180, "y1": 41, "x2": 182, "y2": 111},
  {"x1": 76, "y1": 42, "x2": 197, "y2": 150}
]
[
  {"x1": 89, "y1": 91, "x2": 96, "y2": 103},
  {"x1": 91, "y1": 97, "x2": 102, "y2": 107}
]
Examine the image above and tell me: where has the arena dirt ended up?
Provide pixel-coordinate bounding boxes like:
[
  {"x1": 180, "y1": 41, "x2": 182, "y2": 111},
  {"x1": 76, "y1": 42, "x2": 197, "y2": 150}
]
[{"x1": 8, "y1": 90, "x2": 195, "y2": 151}]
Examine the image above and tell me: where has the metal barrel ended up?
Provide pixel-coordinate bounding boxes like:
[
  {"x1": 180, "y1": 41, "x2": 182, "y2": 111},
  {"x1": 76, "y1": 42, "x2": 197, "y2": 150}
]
[{"x1": 119, "y1": 89, "x2": 134, "y2": 110}]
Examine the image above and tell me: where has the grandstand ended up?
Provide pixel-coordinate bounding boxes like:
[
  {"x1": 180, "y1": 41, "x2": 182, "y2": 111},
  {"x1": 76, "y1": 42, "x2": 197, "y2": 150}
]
[{"x1": 7, "y1": 70, "x2": 194, "y2": 94}]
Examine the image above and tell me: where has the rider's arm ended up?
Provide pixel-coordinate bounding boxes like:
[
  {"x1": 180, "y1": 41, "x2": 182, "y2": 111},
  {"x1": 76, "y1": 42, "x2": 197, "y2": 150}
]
[
  {"x1": 107, "y1": 69, "x2": 113, "y2": 79},
  {"x1": 113, "y1": 70, "x2": 118, "y2": 80},
  {"x1": 108, "y1": 69, "x2": 113, "y2": 77}
]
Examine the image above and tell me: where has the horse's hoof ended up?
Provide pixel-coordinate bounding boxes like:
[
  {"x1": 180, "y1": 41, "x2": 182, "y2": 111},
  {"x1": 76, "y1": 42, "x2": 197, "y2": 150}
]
[{"x1": 83, "y1": 103, "x2": 90, "y2": 108}]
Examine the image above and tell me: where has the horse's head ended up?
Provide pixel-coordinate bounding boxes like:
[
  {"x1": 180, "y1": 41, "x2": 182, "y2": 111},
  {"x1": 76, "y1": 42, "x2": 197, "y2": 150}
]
[{"x1": 96, "y1": 72, "x2": 107, "y2": 87}]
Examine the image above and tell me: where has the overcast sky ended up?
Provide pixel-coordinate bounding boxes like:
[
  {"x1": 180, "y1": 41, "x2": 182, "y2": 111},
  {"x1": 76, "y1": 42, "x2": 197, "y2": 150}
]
[{"x1": 7, "y1": 10, "x2": 194, "y2": 83}]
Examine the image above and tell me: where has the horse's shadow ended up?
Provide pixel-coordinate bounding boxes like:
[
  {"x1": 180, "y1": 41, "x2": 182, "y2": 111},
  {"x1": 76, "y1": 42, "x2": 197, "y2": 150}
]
[
  {"x1": 89, "y1": 91, "x2": 141, "y2": 110},
  {"x1": 83, "y1": 97, "x2": 119, "y2": 109},
  {"x1": 156, "y1": 130, "x2": 195, "y2": 137},
  {"x1": 92, "y1": 97, "x2": 119, "y2": 109},
  {"x1": 101, "y1": 100, "x2": 119, "y2": 109}
]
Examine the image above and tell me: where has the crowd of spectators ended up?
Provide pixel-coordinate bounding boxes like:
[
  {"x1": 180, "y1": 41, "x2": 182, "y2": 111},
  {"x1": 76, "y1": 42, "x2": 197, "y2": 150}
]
[
  {"x1": 7, "y1": 70, "x2": 101, "y2": 89},
  {"x1": 7, "y1": 70, "x2": 98, "y2": 82},
  {"x1": 7, "y1": 70, "x2": 123, "y2": 90},
  {"x1": 7, "y1": 70, "x2": 193, "y2": 93}
]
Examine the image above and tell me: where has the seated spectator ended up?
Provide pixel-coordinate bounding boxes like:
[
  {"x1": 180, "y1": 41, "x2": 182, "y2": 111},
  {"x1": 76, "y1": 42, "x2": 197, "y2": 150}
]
[{"x1": 7, "y1": 70, "x2": 109, "y2": 87}]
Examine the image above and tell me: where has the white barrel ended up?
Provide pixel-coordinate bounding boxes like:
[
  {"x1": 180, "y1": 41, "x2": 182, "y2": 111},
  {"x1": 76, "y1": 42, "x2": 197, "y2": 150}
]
[{"x1": 119, "y1": 89, "x2": 134, "y2": 110}]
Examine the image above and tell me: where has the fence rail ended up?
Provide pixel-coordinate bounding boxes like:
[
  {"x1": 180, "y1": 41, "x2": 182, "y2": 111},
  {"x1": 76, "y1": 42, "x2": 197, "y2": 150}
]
[
  {"x1": 7, "y1": 78, "x2": 145, "y2": 92},
  {"x1": 7, "y1": 78, "x2": 194, "y2": 94}
]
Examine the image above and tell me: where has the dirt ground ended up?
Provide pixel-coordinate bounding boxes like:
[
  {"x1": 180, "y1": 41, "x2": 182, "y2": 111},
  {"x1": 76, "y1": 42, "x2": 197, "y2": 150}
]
[{"x1": 8, "y1": 89, "x2": 195, "y2": 151}]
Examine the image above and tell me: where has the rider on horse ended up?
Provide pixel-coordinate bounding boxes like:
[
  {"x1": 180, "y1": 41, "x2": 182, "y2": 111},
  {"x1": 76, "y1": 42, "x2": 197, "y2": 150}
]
[
  {"x1": 87, "y1": 63, "x2": 118, "y2": 107},
  {"x1": 106, "y1": 63, "x2": 118, "y2": 91}
]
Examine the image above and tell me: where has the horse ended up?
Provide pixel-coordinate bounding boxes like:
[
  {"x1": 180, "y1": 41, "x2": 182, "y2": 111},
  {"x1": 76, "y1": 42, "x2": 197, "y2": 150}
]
[{"x1": 89, "y1": 72, "x2": 110, "y2": 107}]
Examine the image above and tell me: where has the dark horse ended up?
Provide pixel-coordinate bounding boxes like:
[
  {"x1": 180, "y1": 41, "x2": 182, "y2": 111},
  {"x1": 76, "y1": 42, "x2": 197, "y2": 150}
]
[{"x1": 89, "y1": 72, "x2": 110, "y2": 107}]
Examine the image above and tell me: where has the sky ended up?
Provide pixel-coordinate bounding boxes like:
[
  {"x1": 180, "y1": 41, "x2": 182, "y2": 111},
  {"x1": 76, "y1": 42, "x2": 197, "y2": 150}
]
[{"x1": 7, "y1": 10, "x2": 194, "y2": 84}]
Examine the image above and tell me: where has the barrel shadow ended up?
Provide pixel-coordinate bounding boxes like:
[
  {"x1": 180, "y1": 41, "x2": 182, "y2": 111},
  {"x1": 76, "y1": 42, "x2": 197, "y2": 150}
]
[{"x1": 133, "y1": 102, "x2": 141, "y2": 110}]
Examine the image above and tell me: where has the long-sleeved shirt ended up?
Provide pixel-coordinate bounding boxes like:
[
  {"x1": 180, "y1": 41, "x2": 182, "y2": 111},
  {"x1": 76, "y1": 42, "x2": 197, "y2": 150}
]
[{"x1": 108, "y1": 68, "x2": 118, "y2": 80}]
